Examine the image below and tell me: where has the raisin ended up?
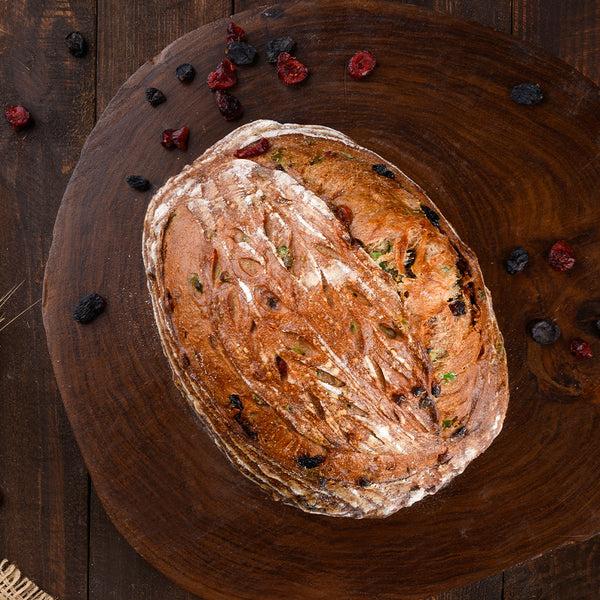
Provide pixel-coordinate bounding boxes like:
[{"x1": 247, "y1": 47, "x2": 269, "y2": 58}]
[
  {"x1": 207, "y1": 59, "x2": 236, "y2": 90},
  {"x1": 419, "y1": 396, "x2": 433, "y2": 409},
  {"x1": 5, "y1": 105, "x2": 31, "y2": 131},
  {"x1": 548, "y1": 240, "x2": 575, "y2": 271},
  {"x1": 431, "y1": 382, "x2": 441, "y2": 397},
  {"x1": 161, "y1": 126, "x2": 189, "y2": 150},
  {"x1": 449, "y1": 300, "x2": 467, "y2": 316},
  {"x1": 234, "y1": 137, "x2": 270, "y2": 158},
  {"x1": 73, "y1": 293, "x2": 105, "y2": 324},
  {"x1": 175, "y1": 63, "x2": 195, "y2": 82},
  {"x1": 125, "y1": 175, "x2": 150, "y2": 191},
  {"x1": 505, "y1": 247, "x2": 529, "y2": 274},
  {"x1": 391, "y1": 393, "x2": 406, "y2": 405},
  {"x1": 571, "y1": 339, "x2": 593, "y2": 359},
  {"x1": 335, "y1": 205, "x2": 353, "y2": 227},
  {"x1": 215, "y1": 90, "x2": 243, "y2": 121},
  {"x1": 347, "y1": 50, "x2": 376, "y2": 80},
  {"x1": 511, "y1": 82, "x2": 543, "y2": 105},
  {"x1": 229, "y1": 394, "x2": 243, "y2": 410},
  {"x1": 145, "y1": 87, "x2": 166, "y2": 107},
  {"x1": 453, "y1": 426, "x2": 468, "y2": 438},
  {"x1": 234, "y1": 413, "x2": 258, "y2": 440},
  {"x1": 297, "y1": 455, "x2": 325, "y2": 469},
  {"x1": 372, "y1": 163, "x2": 395, "y2": 179},
  {"x1": 266, "y1": 36, "x2": 296, "y2": 64},
  {"x1": 421, "y1": 205, "x2": 440, "y2": 228},
  {"x1": 276, "y1": 52, "x2": 308, "y2": 84},
  {"x1": 226, "y1": 21, "x2": 246, "y2": 44},
  {"x1": 412, "y1": 386, "x2": 425, "y2": 397},
  {"x1": 226, "y1": 41, "x2": 257, "y2": 65},
  {"x1": 275, "y1": 355, "x2": 288, "y2": 380},
  {"x1": 65, "y1": 31, "x2": 87, "y2": 57},
  {"x1": 358, "y1": 477, "x2": 372, "y2": 487},
  {"x1": 529, "y1": 319, "x2": 561, "y2": 344}
]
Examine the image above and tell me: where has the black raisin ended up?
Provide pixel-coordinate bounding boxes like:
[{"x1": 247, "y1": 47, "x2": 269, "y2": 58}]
[
  {"x1": 267, "y1": 296, "x2": 278, "y2": 309},
  {"x1": 73, "y1": 293, "x2": 105, "y2": 324},
  {"x1": 226, "y1": 41, "x2": 257, "y2": 65},
  {"x1": 175, "y1": 63, "x2": 195, "y2": 82},
  {"x1": 431, "y1": 382, "x2": 441, "y2": 397},
  {"x1": 419, "y1": 396, "x2": 433, "y2": 409},
  {"x1": 145, "y1": 87, "x2": 166, "y2": 107},
  {"x1": 266, "y1": 37, "x2": 296, "y2": 64},
  {"x1": 65, "y1": 31, "x2": 87, "y2": 57},
  {"x1": 297, "y1": 455, "x2": 326, "y2": 469},
  {"x1": 391, "y1": 393, "x2": 406, "y2": 405},
  {"x1": 126, "y1": 175, "x2": 150, "y2": 191},
  {"x1": 412, "y1": 386, "x2": 425, "y2": 397},
  {"x1": 511, "y1": 82, "x2": 543, "y2": 105},
  {"x1": 529, "y1": 319, "x2": 561, "y2": 344},
  {"x1": 372, "y1": 163, "x2": 395, "y2": 179},
  {"x1": 233, "y1": 413, "x2": 258, "y2": 440},
  {"x1": 453, "y1": 426, "x2": 468, "y2": 438},
  {"x1": 229, "y1": 394, "x2": 243, "y2": 410},
  {"x1": 421, "y1": 205, "x2": 440, "y2": 228},
  {"x1": 449, "y1": 300, "x2": 467, "y2": 316},
  {"x1": 358, "y1": 477, "x2": 371, "y2": 487},
  {"x1": 505, "y1": 247, "x2": 529, "y2": 274}
]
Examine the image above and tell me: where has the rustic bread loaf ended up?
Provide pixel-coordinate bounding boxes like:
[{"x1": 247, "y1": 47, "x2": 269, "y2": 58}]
[{"x1": 143, "y1": 120, "x2": 509, "y2": 518}]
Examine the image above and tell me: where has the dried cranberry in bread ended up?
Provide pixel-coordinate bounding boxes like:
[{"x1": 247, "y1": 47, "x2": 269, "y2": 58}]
[{"x1": 143, "y1": 120, "x2": 509, "y2": 518}]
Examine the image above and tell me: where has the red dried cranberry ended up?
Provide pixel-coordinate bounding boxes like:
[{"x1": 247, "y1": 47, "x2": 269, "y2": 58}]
[
  {"x1": 5, "y1": 105, "x2": 31, "y2": 130},
  {"x1": 226, "y1": 21, "x2": 246, "y2": 44},
  {"x1": 215, "y1": 90, "x2": 243, "y2": 121},
  {"x1": 161, "y1": 126, "x2": 189, "y2": 150},
  {"x1": 570, "y1": 339, "x2": 593, "y2": 359},
  {"x1": 207, "y1": 59, "x2": 236, "y2": 90},
  {"x1": 548, "y1": 239, "x2": 575, "y2": 271},
  {"x1": 277, "y1": 52, "x2": 308, "y2": 85},
  {"x1": 335, "y1": 205, "x2": 353, "y2": 227},
  {"x1": 275, "y1": 355, "x2": 288, "y2": 380},
  {"x1": 234, "y1": 137, "x2": 270, "y2": 158},
  {"x1": 348, "y1": 50, "x2": 376, "y2": 79}
]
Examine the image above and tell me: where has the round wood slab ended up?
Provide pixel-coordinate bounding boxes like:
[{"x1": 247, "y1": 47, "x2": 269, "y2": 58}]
[{"x1": 43, "y1": 1, "x2": 600, "y2": 598}]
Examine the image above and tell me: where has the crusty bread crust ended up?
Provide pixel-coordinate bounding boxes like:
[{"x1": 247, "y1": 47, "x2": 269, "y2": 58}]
[{"x1": 143, "y1": 120, "x2": 509, "y2": 518}]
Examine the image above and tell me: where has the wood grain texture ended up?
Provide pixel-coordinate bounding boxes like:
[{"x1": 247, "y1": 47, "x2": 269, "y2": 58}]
[
  {"x1": 0, "y1": 1, "x2": 95, "y2": 598},
  {"x1": 42, "y1": 1, "x2": 600, "y2": 599}
]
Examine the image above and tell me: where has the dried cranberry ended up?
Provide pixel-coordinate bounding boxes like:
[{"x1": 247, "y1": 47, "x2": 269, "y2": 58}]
[
  {"x1": 505, "y1": 247, "x2": 529, "y2": 274},
  {"x1": 145, "y1": 87, "x2": 166, "y2": 107},
  {"x1": 275, "y1": 355, "x2": 288, "y2": 380},
  {"x1": 548, "y1": 240, "x2": 575, "y2": 271},
  {"x1": 175, "y1": 63, "x2": 195, "y2": 82},
  {"x1": 207, "y1": 59, "x2": 236, "y2": 90},
  {"x1": 226, "y1": 22, "x2": 246, "y2": 44},
  {"x1": 348, "y1": 50, "x2": 376, "y2": 79},
  {"x1": 5, "y1": 105, "x2": 31, "y2": 130},
  {"x1": 226, "y1": 41, "x2": 257, "y2": 65},
  {"x1": 277, "y1": 52, "x2": 308, "y2": 84},
  {"x1": 234, "y1": 137, "x2": 269, "y2": 158},
  {"x1": 529, "y1": 319, "x2": 561, "y2": 344},
  {"x1": 511, "y1": 82, "x2": 543, "y2": 105},
  {"x1": 335, "y1": 205, "x2": 353, "y2": 227},
  {"x1": 161, "y1": 126, "x2": 189, "y2": 150},
  {"x1": 571, "y1": 339, "x2": 593, "y2": 359},
  {"x1": 215, "y1": 90, "x2": 243, "y2": 121},
  {"x1": 126, "y1": 175, "x2": 150, "y2": 191},
  {"x1": 73, "y1": 293, "x2": 105, "y2": 324},
  {"x1": 266, "y1": 36, "x2": 296, "y2": 64},
  {"x1": 65, "y1": 31, "x2": 87, "y2": 57}
]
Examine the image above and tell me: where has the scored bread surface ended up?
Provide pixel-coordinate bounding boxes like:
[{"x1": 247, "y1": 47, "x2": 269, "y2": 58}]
[{"x1": 143, "y1": 120, "x2": 509, "y2": 518}]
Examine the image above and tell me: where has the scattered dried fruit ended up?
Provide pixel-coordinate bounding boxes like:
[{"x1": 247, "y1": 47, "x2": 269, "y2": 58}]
[
  {"x1": 548, "y1": 239, "x2": 575, "y2": 271},
  {"x1": 207, "y1": 59, "x2": 236, "y2": 90},
  {"x1": 421, "y1": 205, "x2": 440, "y2": 229},
  {"x1": 297, "y1": 455, "x2": 326, "y2": 469},
  {"x1": 226, "y1": 21, "x2": 246, "y2": 44},
  {"x1": 529, "y1": 319, "x2": 561, "y2": 344},
  {"x1": 5, "y1": 105, "x2": 31, "y2": 131},
  {"x1": 570, "y1": 339, "x2": 593, "y2": 359},
  {"x1": 215, "y1": 90, "x2": 243, "y2": 121},
  {"x1": 505, "y1": 247, "x2": 529, "y2": 274},
  {"x1": 145, "y1": 87, "x2": 166, "y2": 107},
  {"x1": 347, "y1": 50, "x2": 376, "y2": 79},
  {"x1": 226, "y1": 41, "x2": 257, "y2": 65},
  {"x1": 65, "y1": 31, "x2": 87, "y2": 57},
  {"x1": 266, "y1": 36, "x2": 296, "y2": 64},
  {"x1": 161, "y1": 126, "x2": 189, "y2": 150},
  {"x1": 126, "y1": 175, "x2": 150, "y2": 191},
  {"x1": 511, "y1": 82, "x2": 543, "y2": 105},
  {"x1": 371, "y1": 163, "x2": 395, "y2": 179},
  {"x1": 276, "y1": 52, "x2": 308, "y2": 84},
  {"x1": 73, "y1": 293, "x2": 105, "y2": 324},
  {"x1": 234, "y1": 137, "x2": 269, "y2": 158},
  {"x1": 175, "y1": 63, "x2": 195, "y2": 82}
]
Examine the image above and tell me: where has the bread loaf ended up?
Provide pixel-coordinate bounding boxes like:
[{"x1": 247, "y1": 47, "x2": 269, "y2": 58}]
[{"x1": 143, "y1": 120, "x2": 509, "y2": 518}]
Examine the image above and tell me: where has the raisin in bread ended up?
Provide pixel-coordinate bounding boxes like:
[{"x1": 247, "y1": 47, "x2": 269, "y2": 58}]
[{"x1": 143, "y1": 120, "x2": 509, "y2": 518}]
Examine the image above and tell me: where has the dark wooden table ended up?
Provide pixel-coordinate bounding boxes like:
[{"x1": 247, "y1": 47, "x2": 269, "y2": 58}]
[{"x1": 2, "y1": 1, "x2": 600, "y2": 599}]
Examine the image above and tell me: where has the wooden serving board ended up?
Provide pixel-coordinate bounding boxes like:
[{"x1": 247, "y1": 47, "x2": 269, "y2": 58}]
[{"x1": 42, "y1": 1, "x2": 600, "y2": 598}]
